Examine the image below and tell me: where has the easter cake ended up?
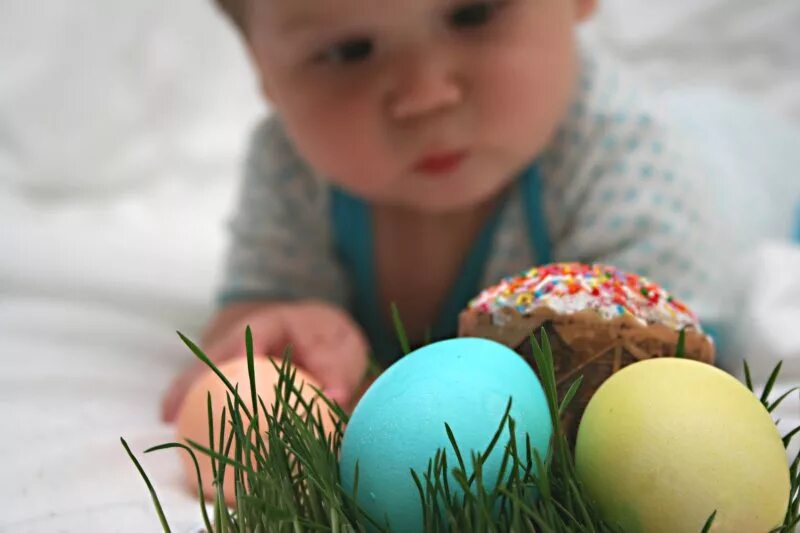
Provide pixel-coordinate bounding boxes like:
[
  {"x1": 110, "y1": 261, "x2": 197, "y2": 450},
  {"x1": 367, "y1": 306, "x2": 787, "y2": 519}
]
[{"x1": 458, "y1": 262, "x2": 715, "y2": 439}]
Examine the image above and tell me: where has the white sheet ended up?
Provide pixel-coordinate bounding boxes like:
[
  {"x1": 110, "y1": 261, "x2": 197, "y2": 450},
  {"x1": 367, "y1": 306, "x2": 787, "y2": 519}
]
[{"x1": 1, "y1": 0, "x2": 798, "y2": 530}]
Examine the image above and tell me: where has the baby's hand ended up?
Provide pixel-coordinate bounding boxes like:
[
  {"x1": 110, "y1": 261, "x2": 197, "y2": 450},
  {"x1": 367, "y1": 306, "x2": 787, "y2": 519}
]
[{"x1": 161, "y1": 300, "x2": 370, "y2": 422}]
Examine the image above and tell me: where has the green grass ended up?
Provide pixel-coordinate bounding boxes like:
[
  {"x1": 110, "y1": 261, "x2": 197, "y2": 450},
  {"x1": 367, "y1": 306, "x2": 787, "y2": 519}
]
[{"x1": 123, "y1": 326, "x2": 800, "y2": 532}]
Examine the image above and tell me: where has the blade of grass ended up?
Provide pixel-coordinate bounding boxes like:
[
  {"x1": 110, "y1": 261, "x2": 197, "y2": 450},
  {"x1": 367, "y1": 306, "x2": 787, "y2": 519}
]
[
  {"x1": 743, "y1": 360, "x2": 754, "y2": 392},
  {"x1": 760, "y1": 361, "x2": 784, "y2": 406},
  {"x1": 467, "y1": 398, "x2": 513, "y2": 486},
  {"x1": 675, "y1": 328, "x2": 686, "y2": 358},
  {"x1": 186, "y1": 437, "x2": 260, "y2": 477},
  {"x1": 145, "y1": 442, "x2": 214, "y2": 533},
  {"x1": 177, "y1": 331, "x2": 254, "y2": 421},
  {"x1": 557, "y1": 376, "x2": 583, "y2": 419},
  {"x1": 120, "y1": 437, "x2": 172, "y2": 533},
  {"x1": 783, "y1": 425, "x2": 800, "y2": 448},
  {"x1": 245, "y1": 326, "x2": 260, "y2": 448},
  {"x1": 701, "y1": 510, "x2": 717, "y2": 533},
  {"x1": 445, "y1": 423, "x2": 468, "y2": 475},
  {"x1": 768, "y1": 387, "x2": 799, "y2": 413},
  {"x1": 390, "y1": 302, "x2": 411, "y2": 355},
  {"x1": 207, "y1": 392, "x2": 218, "y2": 481}
]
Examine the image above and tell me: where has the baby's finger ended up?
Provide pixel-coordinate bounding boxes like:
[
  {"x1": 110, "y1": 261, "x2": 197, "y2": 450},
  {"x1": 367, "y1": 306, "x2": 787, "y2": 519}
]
[
  {"x1": 204, "y1": 311, "x2": 289, "y2": 363},
  {"x1": 291, "y1": 328, "x2": 369, "y2": 408}
]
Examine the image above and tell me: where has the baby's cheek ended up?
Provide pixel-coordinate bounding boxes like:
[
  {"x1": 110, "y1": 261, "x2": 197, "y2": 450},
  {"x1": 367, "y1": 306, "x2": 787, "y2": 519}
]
[
  {"x1": 473, "y1": 36, "x2": 577, "y2": 152},
  {"x1": 284, "y1": 98, "x2": 392, "y2": 190}
]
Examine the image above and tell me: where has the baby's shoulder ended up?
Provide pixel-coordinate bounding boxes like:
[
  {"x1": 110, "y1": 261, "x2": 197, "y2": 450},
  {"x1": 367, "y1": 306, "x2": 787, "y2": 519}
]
[
  {"x1": 564, "y1": 52, "x2": 672, "y2": 154},
  {"x1": 541, "y1": 51, "x2": 700, "y2": 191}
]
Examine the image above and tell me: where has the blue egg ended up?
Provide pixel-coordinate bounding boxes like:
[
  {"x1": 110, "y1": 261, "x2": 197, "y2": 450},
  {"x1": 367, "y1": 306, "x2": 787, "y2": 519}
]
[{"x1": 339, "y1": 338, "x2": 552, "y2": 532}]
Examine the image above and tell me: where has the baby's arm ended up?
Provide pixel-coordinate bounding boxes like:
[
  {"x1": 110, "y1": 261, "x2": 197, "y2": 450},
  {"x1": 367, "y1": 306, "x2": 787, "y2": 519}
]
[{"x1": 162, "y1": 118, "x2": 367, "y2": 420}]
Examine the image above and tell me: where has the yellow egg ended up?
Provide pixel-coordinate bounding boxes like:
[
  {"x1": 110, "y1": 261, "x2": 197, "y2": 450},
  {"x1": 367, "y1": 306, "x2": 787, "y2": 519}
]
[
  {"x1": 575, "y1": 358, "x2": 790, "y2": 532},
  {"x1": 175, "y1": 356, "x2": 336, "y2": 504}
]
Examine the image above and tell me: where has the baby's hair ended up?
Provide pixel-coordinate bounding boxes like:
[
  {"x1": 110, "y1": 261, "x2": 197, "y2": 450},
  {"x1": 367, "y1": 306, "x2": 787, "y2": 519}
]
[{"x1": 214, "y1": 0, "x2": 247, "y2": 35}]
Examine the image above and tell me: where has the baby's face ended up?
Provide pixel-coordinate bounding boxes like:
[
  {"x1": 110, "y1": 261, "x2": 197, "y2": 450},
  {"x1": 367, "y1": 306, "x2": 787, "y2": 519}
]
[{"x1": 248, "y1": 0, "x2": 590, "y2": 212}]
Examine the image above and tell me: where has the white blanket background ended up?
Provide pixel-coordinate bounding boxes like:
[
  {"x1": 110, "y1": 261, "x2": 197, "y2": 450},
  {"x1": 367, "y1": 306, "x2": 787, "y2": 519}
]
[{"x1": 1, "y1": 1, "x2": 798, "y2": 530}]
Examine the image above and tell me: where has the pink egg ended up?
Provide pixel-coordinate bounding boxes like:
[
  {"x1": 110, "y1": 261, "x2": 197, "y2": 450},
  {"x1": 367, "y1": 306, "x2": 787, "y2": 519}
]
[{"x1": 175, "y1": 356, "x2": 337, "y2": 504}]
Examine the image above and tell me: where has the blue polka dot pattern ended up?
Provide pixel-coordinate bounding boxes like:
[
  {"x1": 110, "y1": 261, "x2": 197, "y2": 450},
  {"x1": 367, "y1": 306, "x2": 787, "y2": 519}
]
[
  {"x1": 637, "y1": 240, "x2": 655, "y2": 253},
  {"x1": 600, "y1": 189, "x2": 616, "y2": 203},
  {"x1": 652, "y1": 141, "x2": 664, "y2": 154},
  {"x1": 658, "y1": 251, "x2": 675, "y2": 264}
]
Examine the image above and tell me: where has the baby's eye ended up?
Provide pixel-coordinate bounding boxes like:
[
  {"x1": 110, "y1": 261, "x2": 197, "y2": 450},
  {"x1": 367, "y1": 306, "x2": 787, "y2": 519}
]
[
  {"x1": 318, "y1": 37, "x2": 374, "y2": 65},
  {"x1": 449, "y1": 0, "x2": 506, "y2": 29}
]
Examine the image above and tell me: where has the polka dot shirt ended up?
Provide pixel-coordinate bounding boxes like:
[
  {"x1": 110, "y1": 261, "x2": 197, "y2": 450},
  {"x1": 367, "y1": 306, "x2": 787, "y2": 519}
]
[{"x1": 219, "y1": 50, "x2": 733, "y2": 337}]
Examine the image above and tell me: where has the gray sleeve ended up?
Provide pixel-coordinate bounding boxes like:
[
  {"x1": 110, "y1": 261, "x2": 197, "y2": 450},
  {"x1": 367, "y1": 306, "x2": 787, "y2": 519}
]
[{"x1": 217, "y1": 115, "x2": 350, "y2": 308}]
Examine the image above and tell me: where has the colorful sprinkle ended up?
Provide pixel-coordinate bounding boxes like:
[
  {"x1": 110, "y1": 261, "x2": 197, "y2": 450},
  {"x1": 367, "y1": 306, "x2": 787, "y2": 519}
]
[{"x1": 467, "y1": 262, "x2": 702, "y2": 332}]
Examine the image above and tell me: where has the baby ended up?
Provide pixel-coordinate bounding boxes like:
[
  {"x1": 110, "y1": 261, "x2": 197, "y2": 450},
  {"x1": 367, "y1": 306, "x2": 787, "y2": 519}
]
[{"x1": 162, "y1": 0, "x2": 733, "y2": 420}]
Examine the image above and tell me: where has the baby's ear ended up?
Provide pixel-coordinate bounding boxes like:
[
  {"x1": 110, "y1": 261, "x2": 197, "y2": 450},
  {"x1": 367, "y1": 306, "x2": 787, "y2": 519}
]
[{"x1": 575, "y1": 0, "x2": 598, "y2": 22}]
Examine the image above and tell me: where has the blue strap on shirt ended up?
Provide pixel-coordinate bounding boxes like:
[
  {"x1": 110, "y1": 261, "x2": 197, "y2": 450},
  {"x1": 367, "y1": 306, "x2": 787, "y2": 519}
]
[
  {"x1": 330, "y1": 187, "x2": 506, "y2": 365},
  {"x1": 331, "y1": 163, "x2": 550, "y2": 365}
]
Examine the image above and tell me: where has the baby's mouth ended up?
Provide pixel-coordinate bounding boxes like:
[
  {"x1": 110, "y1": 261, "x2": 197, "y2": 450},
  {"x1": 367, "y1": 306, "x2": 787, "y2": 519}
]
[{"x1": 413, "y1": 149, "x2": 469, "y2": 176}]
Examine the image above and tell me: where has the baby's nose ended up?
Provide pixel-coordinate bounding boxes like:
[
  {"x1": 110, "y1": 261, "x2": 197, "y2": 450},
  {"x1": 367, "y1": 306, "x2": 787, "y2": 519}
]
[{"x1": 387, "y1": 51, "x2": 464, "y2": 121}]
